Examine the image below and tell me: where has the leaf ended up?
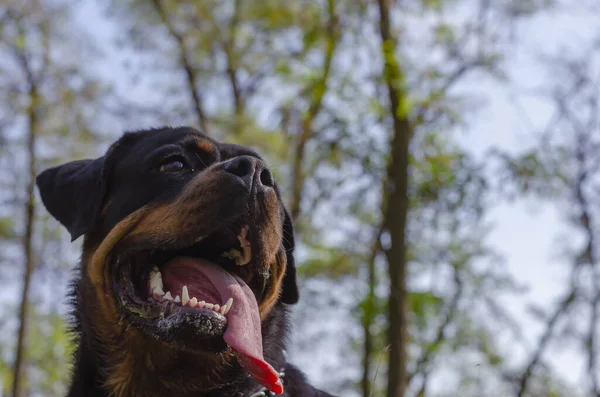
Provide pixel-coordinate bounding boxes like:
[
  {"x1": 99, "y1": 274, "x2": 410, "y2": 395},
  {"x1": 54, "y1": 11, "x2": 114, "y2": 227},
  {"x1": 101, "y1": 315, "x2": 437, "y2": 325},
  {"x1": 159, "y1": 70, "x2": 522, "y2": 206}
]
[
  {"x1": 409, "y1": 291, "x2": 444, "y2": 329},
  {"x1": 298, "y1": 247, "x2": 360, "y2": 279}
]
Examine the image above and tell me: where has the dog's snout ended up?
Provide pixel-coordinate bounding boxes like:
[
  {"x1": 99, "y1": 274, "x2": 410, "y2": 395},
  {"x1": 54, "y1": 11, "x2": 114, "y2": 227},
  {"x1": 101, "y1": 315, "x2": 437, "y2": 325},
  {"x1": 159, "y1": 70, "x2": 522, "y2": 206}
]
[{"x1": 223, "y1": 155, "x2": 274, "y2": 191}]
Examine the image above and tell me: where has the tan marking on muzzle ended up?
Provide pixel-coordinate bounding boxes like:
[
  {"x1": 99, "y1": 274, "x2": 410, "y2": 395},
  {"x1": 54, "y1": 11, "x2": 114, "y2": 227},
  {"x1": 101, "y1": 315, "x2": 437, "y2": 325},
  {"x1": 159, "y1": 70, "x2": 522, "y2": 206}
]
[{"x1": 258, "y1": 249, "x2": 287, "y2": 320}]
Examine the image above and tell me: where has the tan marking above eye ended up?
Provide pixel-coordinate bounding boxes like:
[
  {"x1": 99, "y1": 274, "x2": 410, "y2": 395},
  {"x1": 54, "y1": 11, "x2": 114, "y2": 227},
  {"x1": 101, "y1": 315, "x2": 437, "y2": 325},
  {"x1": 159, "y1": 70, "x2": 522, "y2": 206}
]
[{"x1": 196, "y1": 139, "x2": 216, "y2": 153}]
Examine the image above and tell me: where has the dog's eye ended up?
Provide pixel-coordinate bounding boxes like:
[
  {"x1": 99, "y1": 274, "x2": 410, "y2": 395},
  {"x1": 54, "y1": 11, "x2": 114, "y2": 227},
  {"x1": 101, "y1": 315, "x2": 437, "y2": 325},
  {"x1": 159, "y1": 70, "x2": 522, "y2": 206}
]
[{"x1": 159, "y1": 158, "x2": 187, "y2": 173}]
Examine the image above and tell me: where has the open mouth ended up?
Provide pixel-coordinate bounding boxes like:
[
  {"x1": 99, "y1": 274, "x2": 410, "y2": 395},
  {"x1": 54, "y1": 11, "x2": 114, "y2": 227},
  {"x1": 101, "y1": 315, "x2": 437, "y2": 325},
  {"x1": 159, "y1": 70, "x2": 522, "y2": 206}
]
[
  {"x1": 112, "y1": 224, "x2": 283, "y2": 394},
  {"x1": 145, "y1": 225, "x2": 252, "y2": 318}
]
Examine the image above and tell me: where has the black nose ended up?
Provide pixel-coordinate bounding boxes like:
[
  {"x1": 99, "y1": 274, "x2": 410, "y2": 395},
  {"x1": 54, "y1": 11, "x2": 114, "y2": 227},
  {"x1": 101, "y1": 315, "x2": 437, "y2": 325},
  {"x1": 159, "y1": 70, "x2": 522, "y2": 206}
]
[{"x1": 223, "y1": 155, "x2": 274, "y2": 191}]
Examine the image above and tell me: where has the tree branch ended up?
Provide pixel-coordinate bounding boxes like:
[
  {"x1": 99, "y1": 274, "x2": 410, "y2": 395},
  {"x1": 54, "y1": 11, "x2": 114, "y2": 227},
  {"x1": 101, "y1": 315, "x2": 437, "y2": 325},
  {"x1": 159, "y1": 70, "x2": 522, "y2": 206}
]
[
  {"x1": 224, "y1": 0, "x2": 243, "y2": 118},
  {"x1": 415, "y1": 60, "x2": 482, "y2": 126},
  {"x1": 150, "y1": 0, "x2": 210, "y2": 133},
  {"x1": 516, "y1": 290, "x2": 576, "y2": 397},
  {"x1": 289, "y1": 0, "x2": 339, "y2": 224},
  {"x1": 572, "y1": 132, "x2": 600, "y2": 397},
  {"x1": 407, "y1": 267, "x2": 463, "y2": 386},
  {"x1": 11, "y1": 11, "x2": 41, "y2": 396}
]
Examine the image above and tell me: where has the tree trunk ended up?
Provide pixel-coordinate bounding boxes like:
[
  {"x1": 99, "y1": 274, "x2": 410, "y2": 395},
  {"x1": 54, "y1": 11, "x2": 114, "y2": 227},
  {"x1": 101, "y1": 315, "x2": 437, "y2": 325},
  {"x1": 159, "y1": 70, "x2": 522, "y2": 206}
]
[
  {"x1": 375, "y1": 0, "x2": 412, "y2": 396},
  {"x1": 12, "y1": 74, "x2": 39, "y2": 397},
  {"x1": 362, "y1": 225, "x2": 384, "y2": 397},
  {"x1": 361, "y1": 261, "x2": 376, "y2": 397}
]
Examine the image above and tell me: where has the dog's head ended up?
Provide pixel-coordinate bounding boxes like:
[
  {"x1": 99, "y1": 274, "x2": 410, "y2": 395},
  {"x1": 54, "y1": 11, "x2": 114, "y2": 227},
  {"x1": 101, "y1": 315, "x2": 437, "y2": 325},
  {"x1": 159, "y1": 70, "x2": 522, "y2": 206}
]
[{"x1": 36, "y1": 127, "x2": 298, "y2": 394}]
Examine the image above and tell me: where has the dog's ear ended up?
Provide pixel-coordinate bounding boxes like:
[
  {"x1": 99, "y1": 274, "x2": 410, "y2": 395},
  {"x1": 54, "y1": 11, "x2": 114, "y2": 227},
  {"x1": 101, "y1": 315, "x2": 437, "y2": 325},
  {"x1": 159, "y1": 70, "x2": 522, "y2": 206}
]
[
  {"x1": 280, "y1": 207, "x2": 299, "y2": 304},
  {"x1": 36, "y1": 156, "x2": 106, "y2": 242}
]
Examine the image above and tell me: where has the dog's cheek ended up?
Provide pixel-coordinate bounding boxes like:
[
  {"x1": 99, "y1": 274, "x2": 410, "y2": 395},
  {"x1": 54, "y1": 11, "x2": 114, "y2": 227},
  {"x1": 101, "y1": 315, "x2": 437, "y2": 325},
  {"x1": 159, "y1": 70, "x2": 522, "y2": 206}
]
[
  {"x1": 258, "y1": 250, "x2": 287, "y2": 319},
  {"x1": 80, "y1": 251, "x2": 123, "y2": 341},
  {"x1": 82, "y1": 211, "x2": 148, "y2": 339},
  {"x1": 81, "y1": 246, "x2": 120, "y2": 337}
]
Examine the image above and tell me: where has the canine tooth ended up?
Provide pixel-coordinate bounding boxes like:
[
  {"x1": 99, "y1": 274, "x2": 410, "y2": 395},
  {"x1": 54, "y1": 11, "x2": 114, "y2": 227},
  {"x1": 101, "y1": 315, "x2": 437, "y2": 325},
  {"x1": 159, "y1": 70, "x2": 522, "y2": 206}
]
[
  {"x1": 205, "y1": 303, "x2": 214, "y2": 310},
  {"x1": 182, "y1": 286, "x2": 190, "y2": 305},
  {"x1": 213, "y1": 304, "x2": 220, "y2": 312},
  {"x1": 150, "y1": 268, "x2": 164, "y2": 291},
  {"x1": 163, "y1": 291, "x2": 173, "y2": 301},
  {"x1": 198, "y1": 300, "x2": 206, "y2": 308},
  {"x1": 222, "y1": 298, "x2": 233, "y2": 315},
  {"x1": 190, "y1": 297, "x2": 198, "y2": 307},
  {"x1": 174, "y1": 295, "x2": 181, "y2": 303},
  {"x1": 152, "y1": 287, "x2": 165, "y2": 299}
]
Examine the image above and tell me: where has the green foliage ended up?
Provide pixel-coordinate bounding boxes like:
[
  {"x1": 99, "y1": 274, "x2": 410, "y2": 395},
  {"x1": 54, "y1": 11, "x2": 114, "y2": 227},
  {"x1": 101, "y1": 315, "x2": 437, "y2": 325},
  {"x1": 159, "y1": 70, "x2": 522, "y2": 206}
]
[
  {"x1": 0, "y1": 217, "x2": 15, "y2": 239},
  {"x1": 409, "y1": 291, "x2": 444, "y2": 327},
  {"x1": 494, "y1": 149, "x2": 569, "y2": 199},
  {"x1": 25, "y1": 309, "x2": 74, "y2": 396},
  {"x1": 0, "y1": 0, "x2": 587, "y2": 396},
  {"x1": 299, "y1": 245, "x2": 362, "y2": 279},
  {"x1": 0, "y1": 1, "x2": 111, "y2": 395}
]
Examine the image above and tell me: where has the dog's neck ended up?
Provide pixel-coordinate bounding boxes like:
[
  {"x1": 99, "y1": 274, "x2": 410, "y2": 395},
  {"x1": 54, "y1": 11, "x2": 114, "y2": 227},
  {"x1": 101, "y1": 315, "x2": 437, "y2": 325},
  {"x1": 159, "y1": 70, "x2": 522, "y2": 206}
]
[{"x1": 68, "y1": 287, "x2": 291, "y2": 397}]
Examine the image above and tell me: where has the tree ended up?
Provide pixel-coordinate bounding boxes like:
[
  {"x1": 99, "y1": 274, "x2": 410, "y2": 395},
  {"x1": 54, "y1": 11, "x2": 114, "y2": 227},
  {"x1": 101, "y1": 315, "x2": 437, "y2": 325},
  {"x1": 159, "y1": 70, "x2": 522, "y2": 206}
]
[
  {"x1": 0, "y1": 1, "x2": 109, "y2": 395},
  {"x1": 497, "y1": 37, "x2": 600, "y2": 397},
  {"x1": 0, "y1": 1, "x2": 577, "y2": 396},
  {"x1": 364, "y1": 0, "x2": 550, "y2": 395},
  {"x1": 375, "y1": 0, "x2": 412, "y2": 395}
]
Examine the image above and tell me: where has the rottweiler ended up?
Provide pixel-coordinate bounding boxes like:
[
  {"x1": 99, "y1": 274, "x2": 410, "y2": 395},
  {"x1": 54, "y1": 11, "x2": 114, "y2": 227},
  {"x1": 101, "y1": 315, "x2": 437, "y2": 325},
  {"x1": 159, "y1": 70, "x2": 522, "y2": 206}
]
[{"x1": 36, "y1": 127, "x2": 337, "y2": 397}]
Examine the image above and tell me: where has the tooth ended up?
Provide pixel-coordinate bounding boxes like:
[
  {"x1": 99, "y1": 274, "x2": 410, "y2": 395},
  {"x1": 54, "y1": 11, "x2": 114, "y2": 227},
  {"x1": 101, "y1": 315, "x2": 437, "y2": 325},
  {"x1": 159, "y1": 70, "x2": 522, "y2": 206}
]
[
  {"x1": 152, "y1": 287, "x2": 165, "y2": 299},
  {"x1": 190, "y1": 297, "x2": 198, "y2": 307},
  {"x1": 174, "y1": 295, "x2": 181, "y2": 303},
  {"x1": 222, "y1": 298, "x2": 233, "y2": 315},
  {"x1": 163, "y1": 291, "x2": 173, "y2": 301},
  {"x1": 150, "y1": 268, "x2": 164, "y2": 290},
  {"x1": 222, "y1": 249, "x2": 241, "y2": 260},
  {"x1": 205, "y1": 303, "x2": 214, "y2": 310},
  {"x1": 198, "y1": 300, "x2": 206, "y2": 308},
  {"x1": 213, "y1": 304, "x2": 220, "y2": 312},
  {"x1": 182, "y1": 286, "x2": 190, "y2": 305}
]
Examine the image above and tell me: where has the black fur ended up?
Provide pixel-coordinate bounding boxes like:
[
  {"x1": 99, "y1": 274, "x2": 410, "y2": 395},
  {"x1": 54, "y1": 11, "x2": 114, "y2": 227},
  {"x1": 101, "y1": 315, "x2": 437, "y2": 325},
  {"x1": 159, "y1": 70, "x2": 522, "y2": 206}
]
[{"x1": 36, "y1": 127, "x2": 335, "y2": 397}]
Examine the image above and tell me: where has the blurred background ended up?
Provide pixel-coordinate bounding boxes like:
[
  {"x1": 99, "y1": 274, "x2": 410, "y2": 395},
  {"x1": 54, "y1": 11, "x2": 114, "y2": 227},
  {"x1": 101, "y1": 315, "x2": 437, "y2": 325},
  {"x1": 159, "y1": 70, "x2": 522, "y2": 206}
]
[{"x1": 1, "y1": 0, "x2": 599, "y2": 396}]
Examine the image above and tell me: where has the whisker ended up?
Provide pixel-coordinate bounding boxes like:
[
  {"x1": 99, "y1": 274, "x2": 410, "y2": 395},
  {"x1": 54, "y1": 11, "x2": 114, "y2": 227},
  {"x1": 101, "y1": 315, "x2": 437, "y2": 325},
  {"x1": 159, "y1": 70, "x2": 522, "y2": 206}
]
[
  {"x1": 195, "y1": 152, "x2": 208, "y2": 169},
  {"x1": 281, "y1": 235, "x2": 293, "y2": 247}
]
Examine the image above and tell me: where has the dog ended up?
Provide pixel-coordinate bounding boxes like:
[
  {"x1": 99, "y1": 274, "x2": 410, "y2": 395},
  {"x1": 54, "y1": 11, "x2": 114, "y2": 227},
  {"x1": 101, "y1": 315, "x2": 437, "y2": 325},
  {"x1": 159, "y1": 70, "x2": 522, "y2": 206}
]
[{"x1": 36, "y1": 127, "x2": 337, "y2": 397}]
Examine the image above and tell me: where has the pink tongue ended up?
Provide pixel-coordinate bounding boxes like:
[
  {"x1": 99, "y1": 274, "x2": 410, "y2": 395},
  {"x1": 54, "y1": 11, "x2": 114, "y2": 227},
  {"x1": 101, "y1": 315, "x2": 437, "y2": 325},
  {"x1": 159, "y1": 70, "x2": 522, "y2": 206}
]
[{"x1": 162, "y1": 257, "x2": 283, "y2": 394}]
